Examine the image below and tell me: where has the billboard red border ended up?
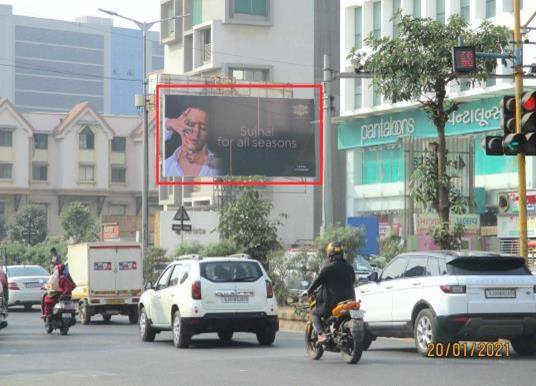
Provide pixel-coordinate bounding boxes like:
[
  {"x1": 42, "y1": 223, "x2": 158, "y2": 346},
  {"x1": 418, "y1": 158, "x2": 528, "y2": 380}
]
[{"x1": 155, "y1": 83, "x2": 323, "y2": 186}]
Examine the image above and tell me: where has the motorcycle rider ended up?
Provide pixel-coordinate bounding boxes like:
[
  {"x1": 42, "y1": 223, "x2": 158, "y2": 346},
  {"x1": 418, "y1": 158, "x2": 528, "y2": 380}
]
[
  {"x1": 41, "y1": 263, "x2": 76, "y2": 322},
  {"x1": 307, "y1": 242, "x2": 356, "y2": 343}
]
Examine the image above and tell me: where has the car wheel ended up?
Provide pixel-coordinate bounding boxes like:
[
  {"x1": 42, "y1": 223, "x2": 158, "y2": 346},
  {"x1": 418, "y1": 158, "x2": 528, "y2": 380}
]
[
  {"x1": 217, "y1": 331, "x2": 233, "y2": 342},
  {"x1": 256, "y1": 325, "x2": 276, "y2": 346},
  {"x1": 78, "y1": 300, "x2": 91, "y2": 325},
  {"x1": 139, "y1": 307, "x2": 156, "y2": 342},
  {"x1": 128, "y1": 307, "x2": 139, "y2": 324},
  {"x1": 511, "y1": 335, "x2": 536, "y2": 356},
  {"x1": 172, "y1": 310, "x2": 191, "y2": 348},
  {"x1": 102, "y1": 314, "x2": 112, "y2": 323},
  {"x1": 414, "y1": 309, "x2": 445, "y2": 356}
]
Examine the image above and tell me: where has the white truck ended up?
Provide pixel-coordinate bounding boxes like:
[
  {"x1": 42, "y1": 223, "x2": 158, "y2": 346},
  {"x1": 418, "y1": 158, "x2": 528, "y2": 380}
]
[{"x1": 67, "y1": 242, "x2": 143, "y2": 325}]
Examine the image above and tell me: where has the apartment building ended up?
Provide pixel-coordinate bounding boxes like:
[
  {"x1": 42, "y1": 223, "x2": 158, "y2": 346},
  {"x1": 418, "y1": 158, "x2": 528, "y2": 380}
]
[
  {"x1": 0, "y1": 4, "x2": 164, "y2": 115},
  {"x1": 154, "y1": 0, "x2": 344, "y2": 248},
  {"x1": 339, "y1": 0, "x2": 536, "y2": 253},
  {"x1": 0, "y1": 98, "x2": 159, "y2": 239}
]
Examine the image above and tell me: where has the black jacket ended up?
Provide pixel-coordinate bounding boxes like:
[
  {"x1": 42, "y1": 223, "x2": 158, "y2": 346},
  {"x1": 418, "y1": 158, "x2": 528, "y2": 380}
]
[{"x1": 308, "y1": 258, "x2": 356, "y2": 316}]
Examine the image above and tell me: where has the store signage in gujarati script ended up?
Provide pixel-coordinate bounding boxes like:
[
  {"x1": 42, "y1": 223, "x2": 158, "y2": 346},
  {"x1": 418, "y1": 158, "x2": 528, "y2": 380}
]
[{"x1": 415, "y1": 213, "x2": 480, "y2": 235}]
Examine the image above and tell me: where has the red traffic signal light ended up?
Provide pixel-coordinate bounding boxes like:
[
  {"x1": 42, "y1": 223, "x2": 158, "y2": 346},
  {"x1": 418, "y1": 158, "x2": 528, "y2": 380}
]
[
  {"x1": 521, "y1": 91, "x2": 536, "y2": 133},
  {"x1": 452, "y1": 46, "x2": 476, "y2": 73}
]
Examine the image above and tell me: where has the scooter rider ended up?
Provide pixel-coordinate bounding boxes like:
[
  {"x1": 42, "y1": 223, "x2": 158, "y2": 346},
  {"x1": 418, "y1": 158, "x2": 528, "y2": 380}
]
[{"x1": 307, "y1": 241, "x2": 356, "y2": 343}]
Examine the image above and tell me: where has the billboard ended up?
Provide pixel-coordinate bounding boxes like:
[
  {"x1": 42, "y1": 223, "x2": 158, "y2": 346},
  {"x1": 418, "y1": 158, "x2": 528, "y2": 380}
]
[{"x1": 161, "y1": 94, "x2": 316, "y2": 178}]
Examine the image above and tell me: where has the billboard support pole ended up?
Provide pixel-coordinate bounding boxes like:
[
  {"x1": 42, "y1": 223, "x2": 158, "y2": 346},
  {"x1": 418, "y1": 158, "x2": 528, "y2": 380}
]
[{"x1": 321, "y1": 54, "x2": 334, "y2": 233}]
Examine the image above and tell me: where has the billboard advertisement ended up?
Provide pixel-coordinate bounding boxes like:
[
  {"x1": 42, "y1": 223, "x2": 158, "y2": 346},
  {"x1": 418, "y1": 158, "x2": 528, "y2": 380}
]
[{"x1": 162, "y1": 94, "x2": 316, "y2": 178}]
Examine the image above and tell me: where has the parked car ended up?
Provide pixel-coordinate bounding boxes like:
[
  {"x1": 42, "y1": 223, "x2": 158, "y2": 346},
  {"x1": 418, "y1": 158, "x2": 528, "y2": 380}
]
[
  {"x1": 6, "y1": 265, "x2": 50, "y2": 310},
  {"x1": 353, "y1": 255, "x2": 375, "y2": 285},
  {"x1": 356, "y1": 251, "x2": 536, "y2": 356},
  {"x1": 139, "y1": 254, "x2": 279, "y2": 348},
  {"x1": 0, "y1": 282, "x2": 7, "y2": 329}
]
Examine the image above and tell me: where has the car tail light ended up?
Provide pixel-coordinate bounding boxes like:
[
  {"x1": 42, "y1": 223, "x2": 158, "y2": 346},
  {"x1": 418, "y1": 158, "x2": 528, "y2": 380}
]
[
  {"x1": 8, "y1": 282, "x2": 20, "y2": 290},
  {"x1": 191, "y1": 281, "x2": 201, "y2": 300},
  {"x1": 440, "y1": 285, "x2": 466, "y2": 294},
  {"x1": 266, "y1": 280, "x2": 273, "y2": 298},
  {"x1": 90, "y1": 299, "x2": 101, "y2": 304}
]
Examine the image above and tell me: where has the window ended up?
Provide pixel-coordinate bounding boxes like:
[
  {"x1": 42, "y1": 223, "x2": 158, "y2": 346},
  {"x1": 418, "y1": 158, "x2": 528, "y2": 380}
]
[
  {"x1": 354, "y1": 79, "x2": 362, "y2": 109},
  {"x1": 34, "y1": 133, "x2": 48, "y2": 149},
  {"x1": 436, "y1": 0, "x2": 445, "y2": 24},
  {"x1": 373, "y1": 2, "x2": 381, "y2": 39},
  {"x1": 381, "y1": 257, "x2": 408, "y2": 281},
  {"x1": 109, "y1": 204, "x2": 127, "y2": 216},
  {"x1": 355, "y1": 7, "x2": 362, "y2": 49},
  {"x1": 79, "y1": 165, "x2": 95, "y2": 182},
  {"x1": 486, "y1": 0, "x2": 496, "y2": 19},
  {"x1": 79, "y1": 127, "x2": 94, "y2": 150},
  {"x1": 168, "y1": 264, "x2": 183, "y2": 286},
  {"x1": 161, "y1": 1, "x2": 175, "y2": 39},
  {"x1": 0, "y1": 164, "x2": 12, "y2": 179},
  {"x1": 200, "y1": 261, "x2": 263, "y2": 283},
  {"x1": 460, "y1": 0, "x2": 470, "y2": 22},
  {"x1": 447, "y1": 257, "x2": 531, "y2": 276},
  {"x1": 361, "y1": 145, "x2": 404, "y2": 184},
  {"x1": 413, "y1": 0, "x2": 421, "y2": 18},
  {"x1": 234, "y1": 0, "x2": 268, "y2": 16},
  {"x1": 230, "y1": 67, "x2": 268, "y2": 82},
  {"x1": 404, "y1": 256, "x2": 428, "y2": 278},
  {"x1": 392, "y1": 0, "x2": 401, "y2": 37},
  {"x1": 426, "y1": 257, "x2": 441, "y2": 276},
  {"x1": 111, "y1": 137, "x2": 126, "y2": 152},
  {"x1": 155, "y1": 265, "x2": 173, "y2": 290},
  {"x1": 111, "y1": 166, "x2": 126, "y2": 183},
  {"x1": 193, "y1": 0, "x2": 202, "y2": 25},
  {"x1": 0, "y1": 130, "x2": 12, "y2": 147},
  {"x1": 32, "y1": 164, "x2": 48, "y2": 181},
  {"x1": 372, "y1": 84, "x2": 381, "y2": 106}
]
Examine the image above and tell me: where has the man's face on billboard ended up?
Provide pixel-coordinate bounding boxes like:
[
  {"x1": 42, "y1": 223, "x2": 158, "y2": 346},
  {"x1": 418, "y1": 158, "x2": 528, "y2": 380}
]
[{"x1": 181, "y1": 108, "x2": 208, "y2": 153}]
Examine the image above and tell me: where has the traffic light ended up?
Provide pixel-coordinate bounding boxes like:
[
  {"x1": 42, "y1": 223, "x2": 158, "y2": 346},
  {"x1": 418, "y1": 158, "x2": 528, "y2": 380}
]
[{"x1": 485, "y1": 92, "x2": 536, "y2": 156}]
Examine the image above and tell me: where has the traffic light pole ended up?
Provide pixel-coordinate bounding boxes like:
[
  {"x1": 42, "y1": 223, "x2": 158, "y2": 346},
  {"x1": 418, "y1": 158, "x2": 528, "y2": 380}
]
[{"x1": 514, "y1": 0, "x2": 529, "y2": 260}]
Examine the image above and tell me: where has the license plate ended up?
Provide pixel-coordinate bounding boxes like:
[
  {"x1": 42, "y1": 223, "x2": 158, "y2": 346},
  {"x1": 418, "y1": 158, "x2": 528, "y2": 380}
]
[
  {"x1": 25, "y1": 282, "x2": 41, "y2": 288},
  {"x1": 62, "y1": 313, "x2": 72, "y2": 318},
  {"x1": 221, "y1": 295, "x2": 249, "y2": 303},
  {"x1": 107, "y1": 299, "x2": 124, "y2": 305},
  {"x1": 485, "y1": 288, "x2": 516, "y2": 299},
  {"x1": 349, "y1": 310, "x2": 365, "y2": 319}
]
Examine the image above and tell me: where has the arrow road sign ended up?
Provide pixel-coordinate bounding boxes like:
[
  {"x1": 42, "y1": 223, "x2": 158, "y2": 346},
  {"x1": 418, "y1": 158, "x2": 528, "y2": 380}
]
[{"x1": 174, "y1": 206, "x2": 190, "y2": 222}]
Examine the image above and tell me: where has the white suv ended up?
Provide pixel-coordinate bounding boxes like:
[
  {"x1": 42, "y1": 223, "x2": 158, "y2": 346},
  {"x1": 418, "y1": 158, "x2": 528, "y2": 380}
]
[
  {"x1": 356, "y1": 251, "x2": 536, "y2": 356},
  {"x1": 138, "y1": 254, "x2": 278, "y2": 348}
]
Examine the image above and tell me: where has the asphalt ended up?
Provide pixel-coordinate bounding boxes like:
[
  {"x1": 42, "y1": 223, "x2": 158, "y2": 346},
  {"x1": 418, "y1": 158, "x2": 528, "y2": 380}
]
[{"x1": 0, "y1": 307, "x2": 535, "y2": 386}]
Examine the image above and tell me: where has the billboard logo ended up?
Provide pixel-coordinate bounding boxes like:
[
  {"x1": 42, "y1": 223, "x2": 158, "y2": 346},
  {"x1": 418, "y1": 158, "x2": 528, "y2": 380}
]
[{"x1": 293, "y1": 104, "x2": 309, "y2": 118}]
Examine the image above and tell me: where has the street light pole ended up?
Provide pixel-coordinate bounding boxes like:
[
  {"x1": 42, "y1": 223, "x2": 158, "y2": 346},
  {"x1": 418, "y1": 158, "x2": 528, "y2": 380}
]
[{"x1": 98, "y1": 9, "x2": 187, "y2": 251}]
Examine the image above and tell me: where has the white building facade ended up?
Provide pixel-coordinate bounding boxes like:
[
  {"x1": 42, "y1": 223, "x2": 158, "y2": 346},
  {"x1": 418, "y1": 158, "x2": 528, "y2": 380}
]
[
  {"x1": 156, "y1": 0, "x2": 319, "y2": 248},
  {"x1": 0, "y1": 99, "x2": 159, "y2": 239},
  {"x1": 339, "y1": 0, "x2": 536, "y2": 253}
]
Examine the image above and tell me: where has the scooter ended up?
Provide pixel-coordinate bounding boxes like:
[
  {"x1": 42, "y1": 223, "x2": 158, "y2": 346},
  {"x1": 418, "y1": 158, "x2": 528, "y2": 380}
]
[{"x1": 44, "y1": 295, "x2": 76, "y2": 335}]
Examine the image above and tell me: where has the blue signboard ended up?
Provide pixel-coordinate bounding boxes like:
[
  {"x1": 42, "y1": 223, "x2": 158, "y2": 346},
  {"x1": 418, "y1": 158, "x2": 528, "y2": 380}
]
[{"x1": 347, "y1": 216, "x2": 379, "y2": 255}]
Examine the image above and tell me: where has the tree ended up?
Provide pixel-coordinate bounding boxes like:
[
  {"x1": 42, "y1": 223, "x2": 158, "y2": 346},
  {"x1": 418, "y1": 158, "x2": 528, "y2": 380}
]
[
  {"x1": 218, "y1": 190, "x2": 284, "y2": 269},
  {"x1": 8, "y1": 205, "x2": 47, "y2": 246},
  {"x1": 60, "y1": 202, "x2": 99, "y2": 243},
  {"x1": 144, "y1": 246, "x2": 168, "y2": 284},
  {"x1": 0, "y1": 214, "x2": 6, "y2": 240},
  {"x1": 314, "y1": 226, "x2": 365, "y2": 266},
  {"x1": 348, "y1": 14, "x2": 509, "y2": 248}
]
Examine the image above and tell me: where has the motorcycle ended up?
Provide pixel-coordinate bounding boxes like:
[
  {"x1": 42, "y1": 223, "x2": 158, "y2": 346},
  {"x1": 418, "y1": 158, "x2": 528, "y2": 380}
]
[
  {"x1": 44, "y1": 295, "x2": 76, "y2": 335},
  {"x1": 305, "y1": 294, "x2": 365, "y2": 364}
]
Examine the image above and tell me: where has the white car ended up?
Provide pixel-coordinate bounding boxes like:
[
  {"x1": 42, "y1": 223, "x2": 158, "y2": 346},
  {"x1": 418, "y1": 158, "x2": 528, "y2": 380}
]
[
  {"x1": 356, "y1": 251, "x2": 536, "y2": 356},
  {"x1": 138, "y1": 254, "x2": 278, "y2": 348},
  {"x1": 6, "y1": 265, "x2": 50, "y2": 310}
]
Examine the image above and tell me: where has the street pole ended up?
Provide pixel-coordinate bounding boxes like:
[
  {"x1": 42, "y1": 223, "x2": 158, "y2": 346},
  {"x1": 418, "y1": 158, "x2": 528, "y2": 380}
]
[
  {"x1": 321, "y1": 54, "x2": 333, "y2": 233},
  {"x1": 141, "y1": 25, "x2": 149, "y2": 251},
  {"x1": 514, "y1": 0, "x2": 528, "y2": 260}
]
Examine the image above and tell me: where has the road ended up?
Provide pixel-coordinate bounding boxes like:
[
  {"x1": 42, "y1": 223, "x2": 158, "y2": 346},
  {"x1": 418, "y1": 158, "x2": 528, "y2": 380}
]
[{"x1": 0, "y1": 308, "x2": 534, "y2": 386}]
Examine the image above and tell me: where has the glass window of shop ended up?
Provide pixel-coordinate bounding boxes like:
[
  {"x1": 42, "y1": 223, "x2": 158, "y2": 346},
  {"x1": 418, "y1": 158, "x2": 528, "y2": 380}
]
[{"x1": 354, "y1": 144, "x2": 404, "y2": 185}]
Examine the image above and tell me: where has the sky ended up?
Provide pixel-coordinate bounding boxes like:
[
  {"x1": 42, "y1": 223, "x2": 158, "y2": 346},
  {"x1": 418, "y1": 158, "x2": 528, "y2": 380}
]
[{"x1": 1, "y1": 0, "x2": 162, "y2": 30}]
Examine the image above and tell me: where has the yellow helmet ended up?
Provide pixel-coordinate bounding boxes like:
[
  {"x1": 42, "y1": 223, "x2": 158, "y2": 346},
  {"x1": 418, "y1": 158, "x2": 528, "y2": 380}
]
[{"x1": 326, "y1": 241, "x2": 344, "y2": 258}]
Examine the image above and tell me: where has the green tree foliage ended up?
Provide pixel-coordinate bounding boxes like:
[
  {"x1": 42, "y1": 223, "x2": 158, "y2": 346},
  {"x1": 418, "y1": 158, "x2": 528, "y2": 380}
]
[
  {"x1": 0, "y1": 237, "x2": 67, "y2": 269},
  {"x1": 60, "y1": 202, "x2": 99, "y2": 243},
  {"x1": 8, "y1": 205, "x2": 47, "y2": 245},
  {"x1": 174, "y1": 242, "x2": 203, "y2": 257},
  {"x1": 348, "y1": 14, "x2": 509, "y2": 249},
  {"x1": 218, "y1": 190, "x2": 284, "y2": 269},
  {"x1": 0, "y1": 214, "x2": 6, "y2": 240},
  {"x1": 202, "y1": 240, "x2": 238, "y2": 257},
  {"x1": 377, "y1": 232, "x2": 405, "y2": 267},
  {"x1": 144, "y1": 246, "x2": 168, "y2": 283},
  {"x1": 314, "y1": 226, "x2": 365, "y2": 266}
]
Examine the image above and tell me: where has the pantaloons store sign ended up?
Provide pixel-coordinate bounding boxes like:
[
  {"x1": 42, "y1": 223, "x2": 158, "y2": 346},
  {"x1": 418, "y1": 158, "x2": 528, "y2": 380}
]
[{"x1": 339, "y1": 97, "x2": 501, "y2": 149}]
